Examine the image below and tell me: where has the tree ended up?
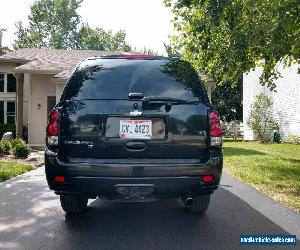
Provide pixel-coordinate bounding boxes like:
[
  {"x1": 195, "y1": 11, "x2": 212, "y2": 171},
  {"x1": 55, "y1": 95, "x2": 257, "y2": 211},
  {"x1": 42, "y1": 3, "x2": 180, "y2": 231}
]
[
  {"x1": 211, "y1": 80, "x2": 242, "y2": 122},
  {"x1": 0, "y1": 28, "x2": 10, "y2": 54},
  {"x1": 247, "y1": 93, "x2": 278, "y2": 142},
  {"x1": 165, "y1": 0, "x2": 300, "y2": 90},
  {"x1": 76, "y1": 24, "x2": 131, "y2": 51},
  {"x1": 130, "y1": 46, "x2": 161, "y2": 56},
  {"x1": 163, "y1": 42, "x2": 181, "y2": 58},
  {"x1": 14, "y1": 0, "x2": 131, "y2": 51},
  {"x1": 14, "y1": 0, "x2": 82, "y2": 49}
]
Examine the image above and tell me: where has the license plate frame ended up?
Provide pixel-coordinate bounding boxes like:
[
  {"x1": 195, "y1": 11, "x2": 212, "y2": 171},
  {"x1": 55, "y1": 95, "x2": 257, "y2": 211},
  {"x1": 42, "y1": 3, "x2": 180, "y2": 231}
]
[{"x1": 119, "y1": 120, "x2": 152, "y2": 139}]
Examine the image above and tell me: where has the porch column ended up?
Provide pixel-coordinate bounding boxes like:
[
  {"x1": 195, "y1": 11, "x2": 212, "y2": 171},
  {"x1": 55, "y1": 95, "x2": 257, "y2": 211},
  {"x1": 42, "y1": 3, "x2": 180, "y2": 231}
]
[{"x1": 16, "y1": 73, "x2": 24, "y2": 138}]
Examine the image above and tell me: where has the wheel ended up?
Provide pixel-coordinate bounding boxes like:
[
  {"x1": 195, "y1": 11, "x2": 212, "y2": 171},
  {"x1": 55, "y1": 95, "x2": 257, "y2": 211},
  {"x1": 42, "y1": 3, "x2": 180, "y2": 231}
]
[
  {"x1": 185, "y1": 194, "x2": 211, "y2": 213},
  {"x1": 60, "y1": 195, "x2": 88, "y2": 214}
]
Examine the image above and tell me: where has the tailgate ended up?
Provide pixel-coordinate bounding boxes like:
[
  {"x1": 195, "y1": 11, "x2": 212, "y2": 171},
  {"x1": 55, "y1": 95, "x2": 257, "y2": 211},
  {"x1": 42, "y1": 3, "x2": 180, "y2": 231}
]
[{"x1": 59, "y1": 100, "x2": 209, "y2": 162}]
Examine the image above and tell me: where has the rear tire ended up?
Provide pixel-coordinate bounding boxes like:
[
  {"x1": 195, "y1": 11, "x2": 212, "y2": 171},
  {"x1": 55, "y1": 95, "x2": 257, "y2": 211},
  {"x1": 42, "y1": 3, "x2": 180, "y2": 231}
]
[
  {"x1": 60, "y1": 195, "x2": 88, "y2": 214},
  {"x1": 186, "y1": 195, "x2": 211, "y2": 213}
]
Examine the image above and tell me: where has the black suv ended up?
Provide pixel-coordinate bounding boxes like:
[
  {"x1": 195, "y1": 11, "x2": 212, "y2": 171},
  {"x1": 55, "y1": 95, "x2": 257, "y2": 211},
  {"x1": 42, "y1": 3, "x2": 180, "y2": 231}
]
[{"x1": 45, "y1": 55, "x2": 223, "y2": 214}]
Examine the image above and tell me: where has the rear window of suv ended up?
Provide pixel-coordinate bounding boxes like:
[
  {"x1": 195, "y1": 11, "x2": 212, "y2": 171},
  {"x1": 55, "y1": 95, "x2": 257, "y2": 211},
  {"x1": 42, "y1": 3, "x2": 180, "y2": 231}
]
[{"x1": 61, "y1": 59, "x2": 209, "y2": 103}]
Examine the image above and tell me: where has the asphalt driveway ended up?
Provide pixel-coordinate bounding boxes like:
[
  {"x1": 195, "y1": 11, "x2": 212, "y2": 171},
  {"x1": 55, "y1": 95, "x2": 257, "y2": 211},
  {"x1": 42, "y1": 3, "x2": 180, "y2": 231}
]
[{"x1": 0, "y1": 167, "x2": 299, "y2": 250}]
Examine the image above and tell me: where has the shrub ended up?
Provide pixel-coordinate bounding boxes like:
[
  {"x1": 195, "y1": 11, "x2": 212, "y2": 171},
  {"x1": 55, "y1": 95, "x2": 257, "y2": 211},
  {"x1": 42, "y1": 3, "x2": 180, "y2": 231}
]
[
  {"x1": 0, "y1": 140, "x2": 11, "y2": 154},
  {"x1": 247, "y1": 93, "x2": 278, "y2": 142},
  {"x1": 12, "y1": 142, "x2": 31, "y2": 158},
  {"x1": 0, "y1": 123, "x2": 16, "y2": 139},
  {"x1": 0, "y1": 143, "x2": 5, "y2": 156},
  {"x1": 287, "y1": 135, "x2": 300, "y2": 145},
  {"x1": 10, "y1": 138, "x2": 26, "y2": 149},
  {"x1": 273, "y1": 131, "x2": 281, "y2": 143}
]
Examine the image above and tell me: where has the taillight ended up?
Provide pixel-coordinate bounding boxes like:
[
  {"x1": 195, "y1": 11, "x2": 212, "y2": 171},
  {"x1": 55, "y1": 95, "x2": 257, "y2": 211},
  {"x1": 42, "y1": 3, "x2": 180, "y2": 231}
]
[
  {"x1": 203, "y1": 175, "x2": 214, "y2": 183},
  {"x1": 54, "y1": 175, "x2": 65, "y2": 183},
  {"x1": 209, "y1": 111, "x2": 222, "y2": 146},
  {"x1": 46, "y1": 109, "x2": 60, "y2": 145}
]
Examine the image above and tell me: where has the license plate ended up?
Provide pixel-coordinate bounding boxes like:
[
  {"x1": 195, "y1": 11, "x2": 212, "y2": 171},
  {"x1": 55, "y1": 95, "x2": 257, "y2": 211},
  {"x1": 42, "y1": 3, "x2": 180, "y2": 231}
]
[{"x1": 119, "y1": 120, "x2": 152, "y2": 139}]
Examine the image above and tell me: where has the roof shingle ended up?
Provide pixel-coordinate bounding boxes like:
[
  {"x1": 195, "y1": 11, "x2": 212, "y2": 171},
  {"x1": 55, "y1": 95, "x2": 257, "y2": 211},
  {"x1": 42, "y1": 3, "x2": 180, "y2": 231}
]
[{"x1": 0, "y1": 48, "x2": 118, "y2": 80}]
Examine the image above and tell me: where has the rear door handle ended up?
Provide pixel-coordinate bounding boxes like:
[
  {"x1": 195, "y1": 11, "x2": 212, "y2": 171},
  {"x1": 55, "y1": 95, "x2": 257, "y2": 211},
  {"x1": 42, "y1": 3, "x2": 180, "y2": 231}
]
[{"x1": 124, "y1": 141, "x2": 146, "y2": 151}]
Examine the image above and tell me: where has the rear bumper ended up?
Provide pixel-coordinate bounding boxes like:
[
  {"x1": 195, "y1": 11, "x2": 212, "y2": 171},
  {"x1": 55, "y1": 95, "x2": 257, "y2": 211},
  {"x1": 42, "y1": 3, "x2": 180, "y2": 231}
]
[
  {"x1": 45, "y1": 150, "x2": 223, "y2": 198},
  {"x1": 53, "y1": 176, "x2": 220, "y2": 199}
]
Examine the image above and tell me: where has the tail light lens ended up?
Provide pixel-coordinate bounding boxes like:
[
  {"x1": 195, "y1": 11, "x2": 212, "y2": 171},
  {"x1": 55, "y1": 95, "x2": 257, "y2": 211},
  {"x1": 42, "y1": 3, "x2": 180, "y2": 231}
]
[
  {"x1": 203, "y1": 175, "x2": 214, "y2": 183},
  {"x1": 46, "y1": 109, "x2": 60, "y2": 145},
  {"x1": 209, "y1": 111, "x2": 222, "y2": 146},
  {"x1": 54, "y1": 175, "x2": 65, "y2": 183}
]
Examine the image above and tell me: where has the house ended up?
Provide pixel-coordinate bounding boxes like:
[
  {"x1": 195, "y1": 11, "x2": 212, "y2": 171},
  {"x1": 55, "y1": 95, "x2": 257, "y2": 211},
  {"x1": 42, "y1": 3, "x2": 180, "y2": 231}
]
[
  {"x1": 0, "y1": 48, "x2": 216, "y2": 148},
  {"x1": 0, "y1": 48, "x2": 116, "y2": 147},
  {"x1": 243, "y1": 62, "x2": 300, "y2": 141}
]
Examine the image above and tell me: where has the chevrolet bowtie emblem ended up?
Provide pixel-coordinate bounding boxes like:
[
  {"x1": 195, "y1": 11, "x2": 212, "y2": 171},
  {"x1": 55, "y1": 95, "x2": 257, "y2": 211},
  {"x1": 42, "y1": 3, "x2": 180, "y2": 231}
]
[{"x1": 130, "y1": 103, "x2": 142, "y2": 116}]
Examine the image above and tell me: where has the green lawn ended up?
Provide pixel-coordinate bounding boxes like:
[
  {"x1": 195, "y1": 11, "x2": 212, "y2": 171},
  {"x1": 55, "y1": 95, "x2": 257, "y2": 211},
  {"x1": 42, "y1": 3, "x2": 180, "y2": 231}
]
[
  {"x1": 223, "y1": 141, "x2": 300, "y2": 212},
  {"x1": 0, "y1": 161, "x2": 35, "y2": 181}
]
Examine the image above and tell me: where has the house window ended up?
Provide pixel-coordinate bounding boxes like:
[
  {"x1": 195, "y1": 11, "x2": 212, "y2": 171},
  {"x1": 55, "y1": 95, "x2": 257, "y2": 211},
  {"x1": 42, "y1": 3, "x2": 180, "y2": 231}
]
[
  {"x1": 7, "y1": 101, "x2": 16, "y2": 124},
  {"x1": 0, "y1": 73, "x2": 16, "y2": 93},
  {"x1": 7, "y1": 74, "x2": 16, "y2": 92},
  {"x1": 0, "y1": 74, "x2": 4, "y2": 92},
  {"x1": 0, "y1": 101, "x2": 4, "y2": 123},
  {"x1": 0, "y1": 100, "x2": 16, "y2": 124}
]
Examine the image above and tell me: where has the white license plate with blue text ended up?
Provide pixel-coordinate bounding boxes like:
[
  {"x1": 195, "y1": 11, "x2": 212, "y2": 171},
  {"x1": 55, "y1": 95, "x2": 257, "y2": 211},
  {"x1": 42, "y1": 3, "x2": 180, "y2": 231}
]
[{"x1": 119, "y1": 120, "x2": 152, "y2": 139}]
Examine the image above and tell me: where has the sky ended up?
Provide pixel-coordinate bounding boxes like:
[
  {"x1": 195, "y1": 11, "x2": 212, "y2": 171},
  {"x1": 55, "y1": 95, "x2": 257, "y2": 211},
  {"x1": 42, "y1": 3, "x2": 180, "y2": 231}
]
[{"x1": 0, "y1": 0, "x2": 174, "y2": 54}]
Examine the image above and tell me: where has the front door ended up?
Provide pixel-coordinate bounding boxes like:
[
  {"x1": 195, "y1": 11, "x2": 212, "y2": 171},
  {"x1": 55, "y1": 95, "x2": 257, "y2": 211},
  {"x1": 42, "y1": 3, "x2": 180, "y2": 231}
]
[{"x1": 47, "y1": 96, "x2": 56, "y2": 117}]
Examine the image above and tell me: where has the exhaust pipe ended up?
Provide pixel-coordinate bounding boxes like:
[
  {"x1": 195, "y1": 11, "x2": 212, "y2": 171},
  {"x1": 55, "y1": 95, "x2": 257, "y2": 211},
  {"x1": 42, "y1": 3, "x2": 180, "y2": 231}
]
[{"x1": 184, "y1": 197, "x2": 193, "y2": 207}]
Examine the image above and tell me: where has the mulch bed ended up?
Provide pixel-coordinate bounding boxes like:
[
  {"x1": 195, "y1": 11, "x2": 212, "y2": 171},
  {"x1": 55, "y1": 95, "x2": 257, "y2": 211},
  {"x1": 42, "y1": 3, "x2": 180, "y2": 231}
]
[{"x1": 0, "y1": 152, "x2": 44, "y2": 167}]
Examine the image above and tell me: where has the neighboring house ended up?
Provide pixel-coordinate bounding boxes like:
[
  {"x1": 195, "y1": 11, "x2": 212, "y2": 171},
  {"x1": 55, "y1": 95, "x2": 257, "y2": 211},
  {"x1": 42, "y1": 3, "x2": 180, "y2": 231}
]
[
  {"x1": 0, "y1": 48, "x2": 115, "y2": 147},
  {"x1": 0, "y1": 48, "x2": 215, "y2": 148},
  {"x1": 243, "y1": 62, "x2": 300, "y2": 141}
]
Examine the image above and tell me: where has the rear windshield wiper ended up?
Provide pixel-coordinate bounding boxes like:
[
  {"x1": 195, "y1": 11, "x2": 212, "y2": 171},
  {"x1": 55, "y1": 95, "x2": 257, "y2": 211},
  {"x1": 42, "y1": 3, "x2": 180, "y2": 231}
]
[{"x1": 142, "y1": 96, "x2": 199, "y2": 105}]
